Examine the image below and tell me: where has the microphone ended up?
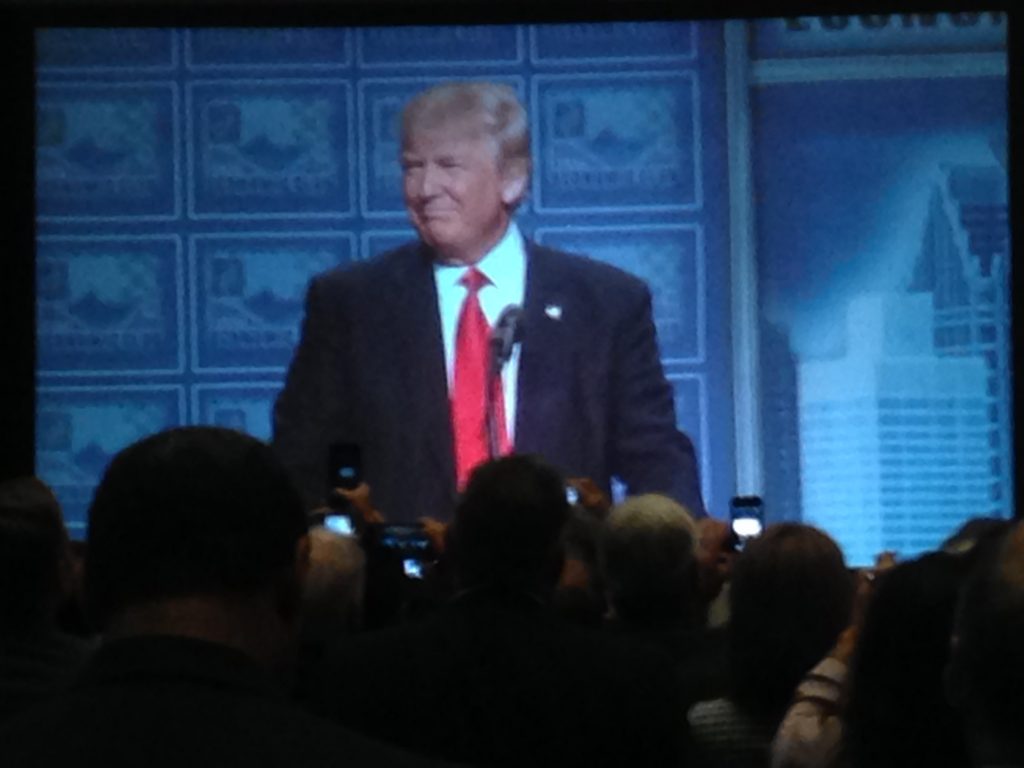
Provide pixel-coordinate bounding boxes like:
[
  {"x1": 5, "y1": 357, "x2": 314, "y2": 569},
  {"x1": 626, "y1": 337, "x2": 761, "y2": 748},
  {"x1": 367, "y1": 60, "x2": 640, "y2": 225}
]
[
  {"x1": 490, "y1": 304, "x2": 524, "y2": 371},
  {"x1": 486, "y1": 305, "x2": 523, "y2": 459}
]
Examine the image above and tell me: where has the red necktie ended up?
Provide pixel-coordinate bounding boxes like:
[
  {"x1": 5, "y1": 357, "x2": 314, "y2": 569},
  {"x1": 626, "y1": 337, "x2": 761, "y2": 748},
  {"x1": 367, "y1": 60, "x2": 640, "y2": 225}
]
[{"x1": 452, "y1": 267, "x2": 510, "y2": 490}]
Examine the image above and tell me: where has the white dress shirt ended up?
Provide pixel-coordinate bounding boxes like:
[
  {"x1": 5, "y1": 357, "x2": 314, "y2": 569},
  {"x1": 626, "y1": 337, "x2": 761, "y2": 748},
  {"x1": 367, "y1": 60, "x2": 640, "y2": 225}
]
[{"x1": 433, "y1": 222, "x2": 526, "y2": 442}]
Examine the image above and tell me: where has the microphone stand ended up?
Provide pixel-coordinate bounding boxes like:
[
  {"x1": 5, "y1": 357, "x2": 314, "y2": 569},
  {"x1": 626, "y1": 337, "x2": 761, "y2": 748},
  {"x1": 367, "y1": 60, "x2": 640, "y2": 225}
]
[
  {"x1": 486, "y1": 346, "x2": 504, "y2": 460},
  {"x1": 487, "y1": 305, "x2": 523, "y2": 460}
]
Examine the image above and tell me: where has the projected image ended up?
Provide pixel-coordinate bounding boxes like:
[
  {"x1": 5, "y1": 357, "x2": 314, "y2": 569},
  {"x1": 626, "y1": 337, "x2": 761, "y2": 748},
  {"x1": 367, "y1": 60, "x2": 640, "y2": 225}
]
[
  {"x1": 32, "y1": 16, "x2": 1011, "y2": 564},
  {"x1": 753, "y1": 48, "x2": 1009, "y2": 563}
]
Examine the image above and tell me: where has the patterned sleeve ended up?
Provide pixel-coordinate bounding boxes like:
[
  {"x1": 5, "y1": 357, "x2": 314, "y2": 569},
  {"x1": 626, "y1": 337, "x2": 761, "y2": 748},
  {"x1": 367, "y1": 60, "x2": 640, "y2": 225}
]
[{"x1": 770, "y1": 656, "x2": 847, "y2": 768}]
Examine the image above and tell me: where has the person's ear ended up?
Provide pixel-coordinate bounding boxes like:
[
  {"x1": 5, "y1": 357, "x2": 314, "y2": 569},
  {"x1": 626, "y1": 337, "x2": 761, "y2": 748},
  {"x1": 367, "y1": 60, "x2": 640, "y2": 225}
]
[{"x1": 500, "y1": 161, "x2": 528, "y2": 206}]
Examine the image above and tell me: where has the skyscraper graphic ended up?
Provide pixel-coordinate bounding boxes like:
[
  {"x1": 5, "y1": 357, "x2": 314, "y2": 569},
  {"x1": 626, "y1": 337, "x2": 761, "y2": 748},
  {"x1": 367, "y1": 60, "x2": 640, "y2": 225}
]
[
  {"x1": 911, "y1": 163, "x2": 1012, "y2": 518},
  {"x1": 799, "y1": 293, "x2": 991, "y2": 566}
]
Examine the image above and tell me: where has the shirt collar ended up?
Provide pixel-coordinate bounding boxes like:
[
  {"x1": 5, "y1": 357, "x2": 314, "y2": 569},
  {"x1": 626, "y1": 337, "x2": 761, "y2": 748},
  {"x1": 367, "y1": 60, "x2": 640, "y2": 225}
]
[{"x1": 433, "y1": 222, "x2": 525, "y2": 290}]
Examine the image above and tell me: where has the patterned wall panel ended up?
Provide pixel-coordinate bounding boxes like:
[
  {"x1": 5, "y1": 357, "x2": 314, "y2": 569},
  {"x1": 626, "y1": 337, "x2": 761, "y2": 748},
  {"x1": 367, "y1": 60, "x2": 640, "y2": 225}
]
[
  {"x1": 35, "y1": 386, "x2": 186, "y2": 536},
  {"x1": 37, "y1": 82, "x2": 180, "y2": 221},
  {"x1": 191, "y1": 383, "x2": 281, "y2": 442},
  {"x1": 37, "y1": 236, "x2": 184, "y2": 376},
  {"x1": 529, "y1": 21, "x2": 697, "y2": 65},
  {"x1": 531, "y1": 72, "x2": 701, "y2": 213},
  {"x1": 187, "y1": 79, "x2": 354, "y2": 219},
  {"x1": 189, "y1": 233, "x2": 356, "y2": 372},
  {"x1": 186, "y1": 28, "x2": 353, "y2": 70},
  {"x1": 356, "y1": 25, "x2": 523, "y2": 68}
]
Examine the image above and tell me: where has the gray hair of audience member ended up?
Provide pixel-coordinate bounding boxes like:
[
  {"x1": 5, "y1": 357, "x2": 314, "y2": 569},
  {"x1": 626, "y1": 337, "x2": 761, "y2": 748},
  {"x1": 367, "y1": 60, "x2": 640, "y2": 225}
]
[
  {"x1": 947, "y1": 521, "x2": 1024, "y2": 755},
  {"x1": 0, "y1": 476, "x2": 71, "y2": 629},
  {"x1": 401, "y1": 81, "x2": 531, "y2": 204},
  {"x1": 302, "y1": 528, "x2": 366, "y2": 634},
  {"x1": 601, "y1": 494, "x2": 701, "y2": 625}
]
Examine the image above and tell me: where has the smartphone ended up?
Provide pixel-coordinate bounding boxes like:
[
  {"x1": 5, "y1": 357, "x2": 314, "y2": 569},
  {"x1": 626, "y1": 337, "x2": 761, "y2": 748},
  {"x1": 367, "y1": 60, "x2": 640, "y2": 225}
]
[
  {"x1": 730, "y1": 495, "x2": 765, "y2": 550},
  {"x1": 322, "y1": 513, "x2": 354, "y2": 536},
  {"x1": 373, "y1": 524, "x2": 434, "y2": 579},
  {"x1": 377, "y1": 524, "x2": 433, "y2": 557},
  {"x1": 565, "y1": 484, "x2": 580, "y2": 505},
  {"x1": 402, "y1": 558, "x2": 424, "y2": 580},
  {"x1": 327, "y1": 442, "x2": 362, "y2": 492}
]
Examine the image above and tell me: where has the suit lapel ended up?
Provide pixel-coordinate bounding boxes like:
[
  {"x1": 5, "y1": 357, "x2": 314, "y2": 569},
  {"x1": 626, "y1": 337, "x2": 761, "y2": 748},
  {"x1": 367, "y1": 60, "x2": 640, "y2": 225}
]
[{"x1": 516, "y1": 244, "x2": 573, "y2": 456}]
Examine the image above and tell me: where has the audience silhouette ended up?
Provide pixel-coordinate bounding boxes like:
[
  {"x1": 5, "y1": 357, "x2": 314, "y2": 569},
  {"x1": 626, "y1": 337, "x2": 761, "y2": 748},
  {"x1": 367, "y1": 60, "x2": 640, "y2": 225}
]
[{"x1": 1, "y1": 430, "x2": 1016, "y2": 768}]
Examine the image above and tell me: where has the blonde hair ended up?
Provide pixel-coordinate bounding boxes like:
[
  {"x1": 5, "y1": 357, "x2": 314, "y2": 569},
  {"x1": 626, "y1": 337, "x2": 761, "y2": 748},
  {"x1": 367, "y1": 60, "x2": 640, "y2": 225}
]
[{"x1": 401, "y1": 81, "x2": 531, "y2": 187}]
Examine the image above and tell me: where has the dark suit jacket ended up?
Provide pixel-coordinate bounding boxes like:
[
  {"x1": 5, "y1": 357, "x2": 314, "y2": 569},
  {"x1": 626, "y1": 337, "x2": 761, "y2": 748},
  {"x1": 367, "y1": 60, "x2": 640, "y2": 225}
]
[
  {"x1": 298, "y1": 587, "x2": 690, "y2": 767},
  {"x1": 0, "y1": 635, "x2": 443, "y2": 768},
  {"x1": 273, "y1": 239, "x2": 704, "y2": 521}
]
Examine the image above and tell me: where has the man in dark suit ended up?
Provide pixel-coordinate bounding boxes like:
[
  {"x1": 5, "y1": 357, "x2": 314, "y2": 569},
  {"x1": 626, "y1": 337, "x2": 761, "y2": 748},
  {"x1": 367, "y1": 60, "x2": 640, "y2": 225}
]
[
  {"x1": 273, "y1": 81, "x2": 704, "y2": 522},
  {"x1": 0, "y1": 427, "x2": 439, "y2": 768},
  {"x1": 299, "y1": 454, "x2": 690, "y2": 767}
]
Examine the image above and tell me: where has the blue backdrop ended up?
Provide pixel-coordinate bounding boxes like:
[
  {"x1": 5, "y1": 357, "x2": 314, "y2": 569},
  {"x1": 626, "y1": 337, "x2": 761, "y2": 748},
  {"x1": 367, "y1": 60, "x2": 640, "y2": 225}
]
[{"x1": 34, "y1": 16, "x2": 1011, "y2": 566}]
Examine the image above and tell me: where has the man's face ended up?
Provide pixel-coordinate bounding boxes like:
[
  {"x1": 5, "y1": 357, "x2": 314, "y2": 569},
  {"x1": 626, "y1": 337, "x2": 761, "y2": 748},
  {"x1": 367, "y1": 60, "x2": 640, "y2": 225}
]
[{"x1": 401, "y1": 120, "x2": 525, "y2": 265}]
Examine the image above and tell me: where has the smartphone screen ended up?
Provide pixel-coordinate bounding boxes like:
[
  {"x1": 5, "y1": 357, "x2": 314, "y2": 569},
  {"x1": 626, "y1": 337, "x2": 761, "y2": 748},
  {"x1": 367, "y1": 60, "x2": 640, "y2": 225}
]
[
  {"x1": 403, "y1": 558, "x2": 424, "y2": 579},
  {"x1": 323, "y1": 513, "x2": 354, "y2": 536},
  {"x1": 379, "y1": 524, "x2": 432, "y2": 554},
  {"x1": 565, "y1": 484, "x2": 580, "y2": 505},
  {"x1": 730, "y1": 495, "x2": 765, "y2": 550},
  {"x1": 327, "y1": 442, "x2": 362, "y2": 493}
]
